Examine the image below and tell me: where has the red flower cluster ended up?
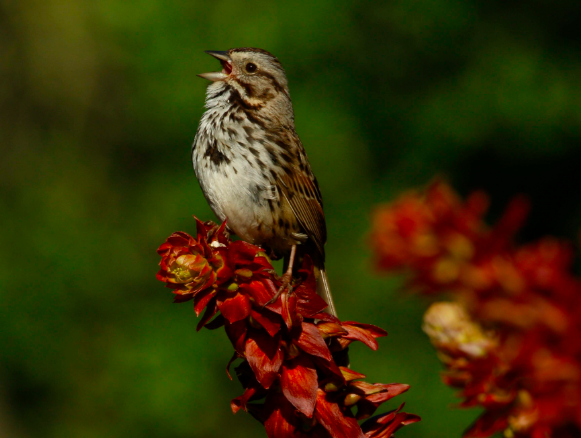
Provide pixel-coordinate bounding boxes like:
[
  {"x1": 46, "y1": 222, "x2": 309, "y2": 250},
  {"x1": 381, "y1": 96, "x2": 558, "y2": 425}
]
[
  {"x1": 371, "y1": 181, "x2": 581, "y2": 437},
  {"x1": 157, "y1": 218, "x2": 420, "y2": 438}
]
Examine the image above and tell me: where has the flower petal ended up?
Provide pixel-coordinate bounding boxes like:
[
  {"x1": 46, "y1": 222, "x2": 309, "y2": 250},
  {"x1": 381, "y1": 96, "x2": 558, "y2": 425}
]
[
  {"x1": 341, "y1": 322, "x2": 387, "y2": 351},
  {"x1": 314, "y1": 389, "x2": 365, "y2": 438},
  {"x1": 196, "y1": 297, "x2": 218, "y2": 331},
  {"x1": 361, "y1": 405, "x2": 421, "y2": 438},
  {"x1": 226, "y1": 351, "x2": 238, "y2": 380},
  {"x1": 250, "y1": 308, "x2": 281, "y2": 337},
  {"x1": 264, "y1": 393, "x2": 309, "y2": 438},
  {"x1": 231, "y1": 386, "x2": 257, "y2": 414},
  {"x1": 193, "y1": 287, "x2": 217, "y2": 316},
  {"x1": 365, "y1": 383, "x2": 410, "y2": 404},
  {"x1": 204, "y1": 313, "x2": 225, "y2": 330},
  {"x1": 281, "y1": 355, "x2": 318, "y2": 418},
  {"x1": 317, "y1": 322, "x2": 348, "y2": 338},
  {"x1": 294, "y1": 322, "x2": 332, "y2": 361},
  {"x1": 310, "y1": 312, "x2": 341, "y2": 323},
  {"x1": 194, "y1": 216, "x2": 209, "y2": 241},
  {"x1": 225, "y1": 319, "x2": 247, "y2": 354},
  {"x1": 229, "y1": 240, "x2": 261, "y2": 264},
  {"x1": 242, "y1": 281, "x2": 277, "y2": 310},
  {"x1": 218, "y1": 292, "x2": 251, "y2": 323},
  {"x1": 292, "y1": 257, "x2": 329, "y2": 317},
  {"x1": 245, "y1": 330, "x2": 284, "y2": 389},
  {"x1": 353, "y1": 384, "x2": 411, "y2": 420},
  {"x1": 282, "y1": 288, "x2": 300, "y2": 329},
  {"x1": 312, "y1": 356, "x2": 345, "y2": 383},
  {"x1": 340, "y1": 367, "x2": 366, "y2": 382}
]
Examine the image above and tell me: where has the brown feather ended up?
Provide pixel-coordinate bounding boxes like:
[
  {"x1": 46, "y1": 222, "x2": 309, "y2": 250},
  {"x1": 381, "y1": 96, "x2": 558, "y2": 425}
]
[{"x1": 278, "y1": 170, "x2": 327, "y2": 258}]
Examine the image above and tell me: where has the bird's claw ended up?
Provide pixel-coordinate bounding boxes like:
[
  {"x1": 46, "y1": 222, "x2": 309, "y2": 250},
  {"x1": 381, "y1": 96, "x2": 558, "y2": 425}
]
[{"x1": 263, "y1": 272, "x2": 293, "y2": 309}]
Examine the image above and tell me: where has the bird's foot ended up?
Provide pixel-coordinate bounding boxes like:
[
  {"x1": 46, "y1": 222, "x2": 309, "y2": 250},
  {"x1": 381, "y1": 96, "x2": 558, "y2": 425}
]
[
  {"x1": 263, "y1": 272, "x2": 293, "y2": 308},
  {"x1": 263, "y1": 244, "x2": 297, "y2": 310}
]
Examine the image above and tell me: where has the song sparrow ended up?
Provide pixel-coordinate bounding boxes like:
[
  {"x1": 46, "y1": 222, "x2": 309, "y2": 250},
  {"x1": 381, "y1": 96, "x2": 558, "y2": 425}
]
[{"x1": 191, "y1": 48, "x2": 337, "y2": 316}]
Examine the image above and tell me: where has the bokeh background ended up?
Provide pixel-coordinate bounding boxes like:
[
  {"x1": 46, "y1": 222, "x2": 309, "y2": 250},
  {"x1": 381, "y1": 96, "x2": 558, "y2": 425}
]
[{"x1": 2, "y1": 1, "x2": 581, "y2": 437}]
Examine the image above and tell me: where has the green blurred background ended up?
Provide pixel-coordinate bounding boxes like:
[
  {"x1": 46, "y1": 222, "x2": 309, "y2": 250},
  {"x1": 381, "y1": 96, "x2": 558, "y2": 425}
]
[{"x1": 2, "y1": 0, "x2": 581, "y2": 436}]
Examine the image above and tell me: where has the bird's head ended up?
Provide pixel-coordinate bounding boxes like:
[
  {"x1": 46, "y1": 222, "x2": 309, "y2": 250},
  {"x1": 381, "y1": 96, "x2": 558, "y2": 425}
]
[{"x1": 199, "y1": 48, "x2": 290, "y2": 103}]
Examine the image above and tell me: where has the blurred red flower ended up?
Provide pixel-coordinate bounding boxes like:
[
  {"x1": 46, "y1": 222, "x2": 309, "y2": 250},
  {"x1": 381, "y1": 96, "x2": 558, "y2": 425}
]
[
  {"x1": 371, "y1": 181, "x2": 581, "y2": 438},
  {"x1": 157, "y1": 218, "x2": 420, "y2": 438}
]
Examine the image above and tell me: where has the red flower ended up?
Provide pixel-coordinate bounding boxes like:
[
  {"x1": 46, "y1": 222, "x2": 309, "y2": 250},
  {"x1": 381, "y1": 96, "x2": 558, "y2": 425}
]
[
  {"x1": 372, "y1": 182, "x2": 581, "y2": 437},
  {"x1": 156, "y1": 220, "x2": 231, "y2": 300},
  {"x1": 157, "y1": 217, "x2": 420, "y2": 437}
]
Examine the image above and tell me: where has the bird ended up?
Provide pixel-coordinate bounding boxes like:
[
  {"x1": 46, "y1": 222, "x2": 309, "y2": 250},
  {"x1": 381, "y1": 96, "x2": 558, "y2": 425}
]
[{"x1": 191, "y1": 48, "x2": 337, "y2": 317}]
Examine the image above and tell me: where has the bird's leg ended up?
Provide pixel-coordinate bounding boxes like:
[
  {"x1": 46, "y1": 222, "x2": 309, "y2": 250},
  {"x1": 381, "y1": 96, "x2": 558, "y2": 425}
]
[
  {"x1": 279, "y1": 244, "x2": 297, "y2": 289},
  {"x1": 264, "y1": 245, "x2": 297, "y2": 307}
]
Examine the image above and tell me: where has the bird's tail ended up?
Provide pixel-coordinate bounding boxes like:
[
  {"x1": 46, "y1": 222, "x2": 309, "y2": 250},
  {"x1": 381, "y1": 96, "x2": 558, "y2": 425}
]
[
  {"x1": 312, "y1": 255, "x2": 338, "y2": 317},
  {"x1": 313, "y1": 253, "x2": 349, "y2": 366}
]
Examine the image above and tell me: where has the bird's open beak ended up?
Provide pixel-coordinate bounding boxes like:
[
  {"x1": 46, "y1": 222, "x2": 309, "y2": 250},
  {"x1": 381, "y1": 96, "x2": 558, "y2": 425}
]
[{"x1": 198, "y1": 51, "x2": 233, "y2": 81}]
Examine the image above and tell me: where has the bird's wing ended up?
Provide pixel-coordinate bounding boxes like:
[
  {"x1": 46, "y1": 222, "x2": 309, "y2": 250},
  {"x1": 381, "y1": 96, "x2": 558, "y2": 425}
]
[{"x1": 276, "y1": 140, "x2": 327, "y2": 259}]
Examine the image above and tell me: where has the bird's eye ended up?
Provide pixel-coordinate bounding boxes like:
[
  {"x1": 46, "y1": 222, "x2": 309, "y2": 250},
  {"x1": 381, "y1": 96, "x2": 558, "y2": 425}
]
[{"x1": 245, "y1": 62, "x2": 257, "y2": 73}]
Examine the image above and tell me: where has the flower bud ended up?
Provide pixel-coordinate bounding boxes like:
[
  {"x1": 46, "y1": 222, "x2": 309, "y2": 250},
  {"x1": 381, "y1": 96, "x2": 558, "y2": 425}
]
[
  {"x1": 227, "y1": 282, "x2": 239, "y2": 292},
  {"x1": 324, "y1": 382, "x2": 341, "y2": 393},
  {"x1": 343, "y1": 393, "x2": 362, "y2": 407}
]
